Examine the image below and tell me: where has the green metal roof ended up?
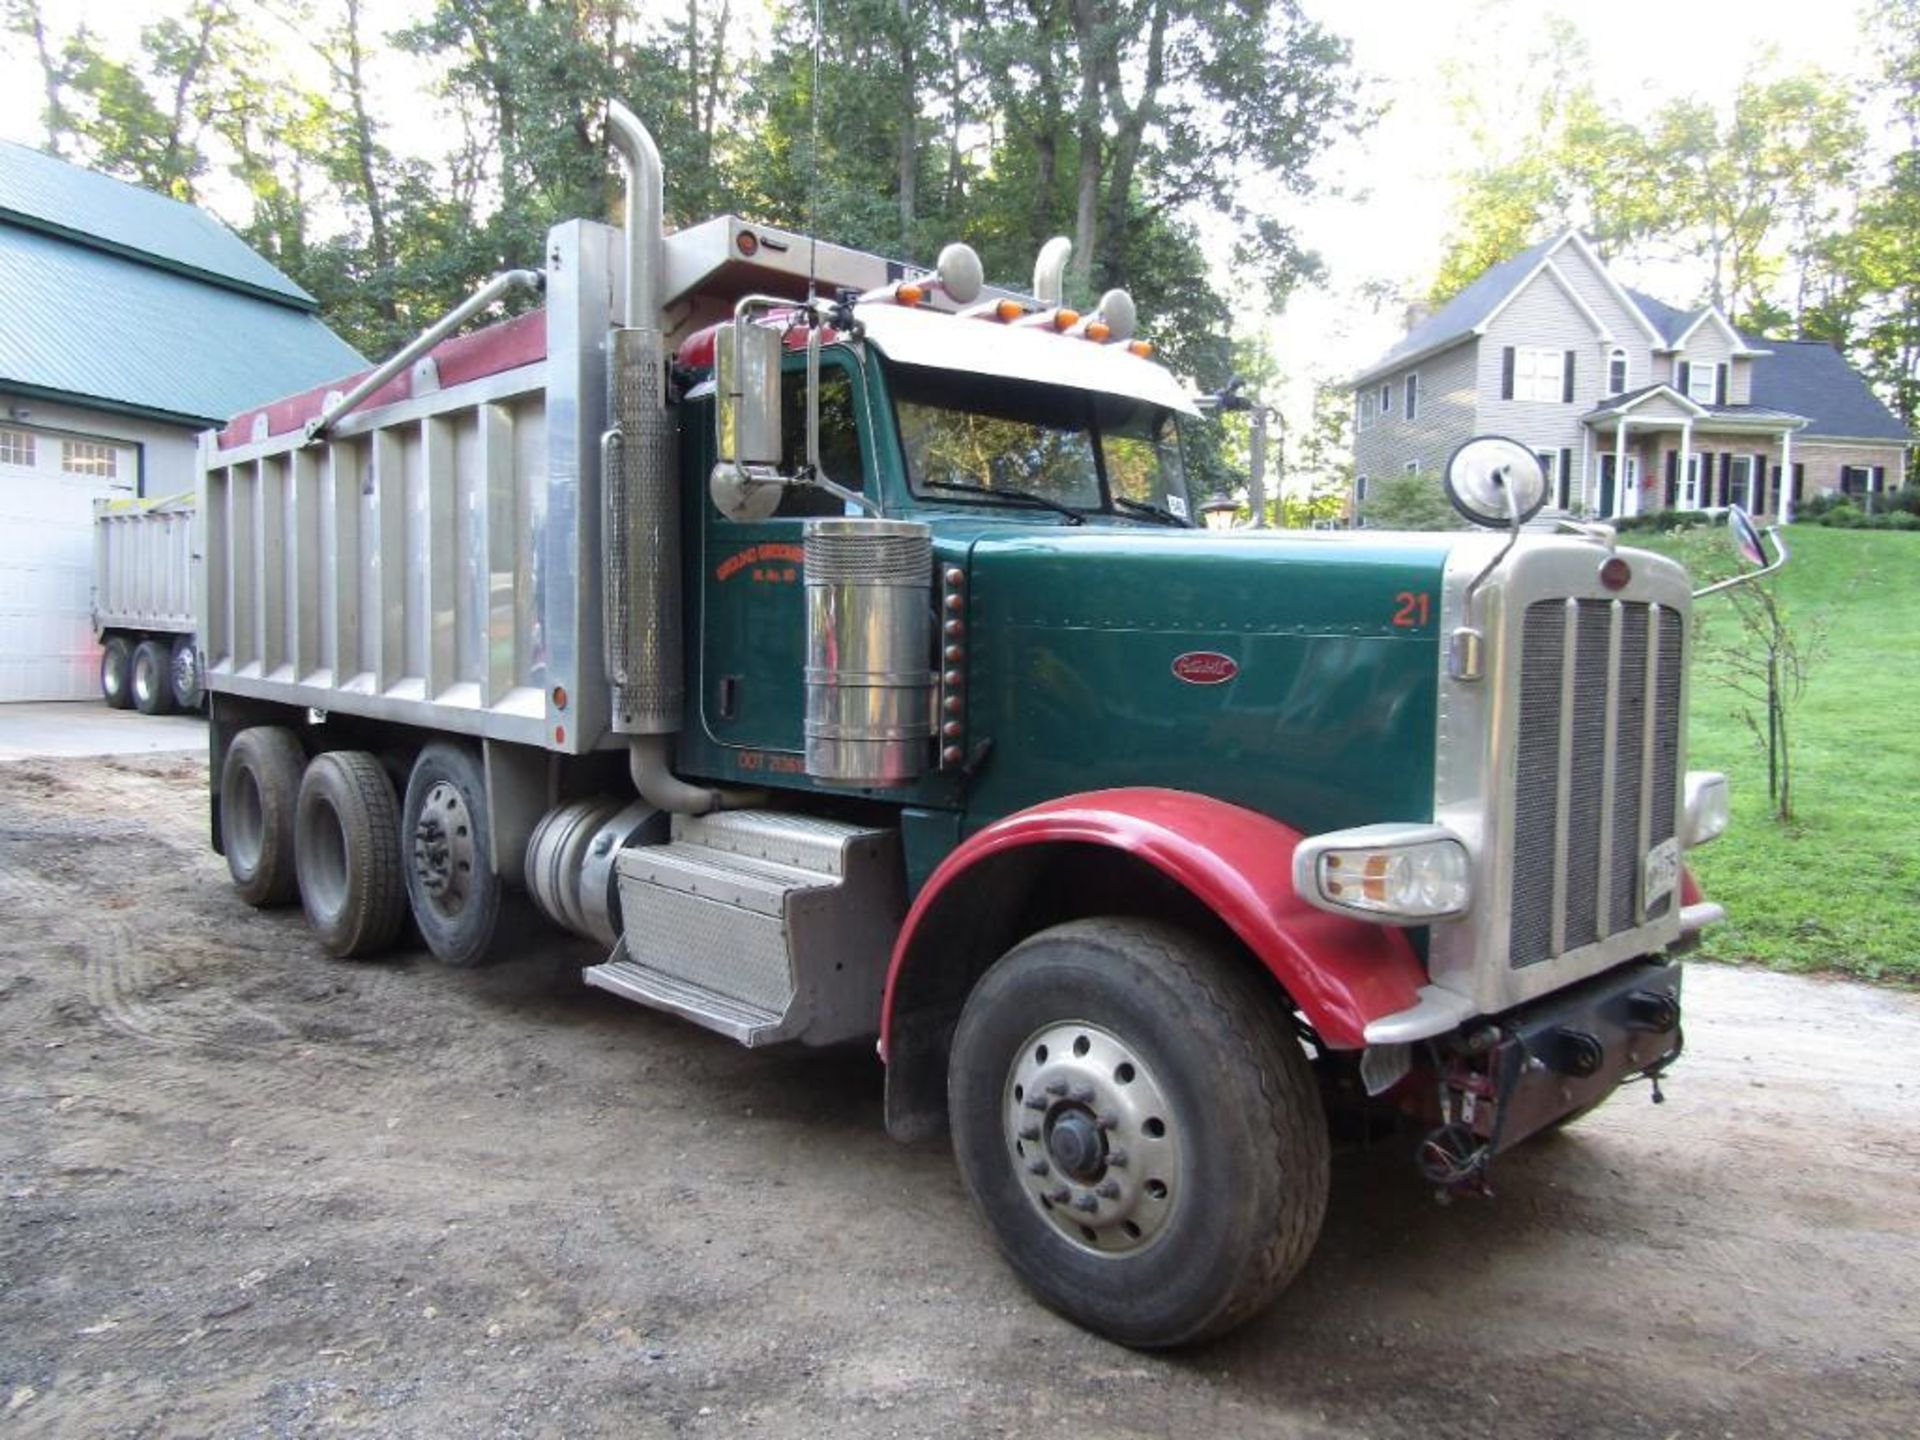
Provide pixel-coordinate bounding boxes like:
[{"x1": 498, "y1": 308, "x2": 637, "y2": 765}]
[
  {"x1": 0, "y1": 223, "x2": 366, "y2": 427},
  {"x1": 0, "y1": 139, "x2": 316, "y2": 306}
]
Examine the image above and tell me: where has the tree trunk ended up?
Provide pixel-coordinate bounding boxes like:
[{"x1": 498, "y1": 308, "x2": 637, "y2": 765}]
[
  {"x1": 340, "y1": 0, "x2": 394, "y2": 320},
  {"x1": 1095, "y1": 0, "x2": 1167, "y2": 287},
  {"x1": 21, "y1": 0, "x2": 71, "y2": 155},
  {"x1": 1068, "y1": 0, "x2": 1103, "y2": 293}
]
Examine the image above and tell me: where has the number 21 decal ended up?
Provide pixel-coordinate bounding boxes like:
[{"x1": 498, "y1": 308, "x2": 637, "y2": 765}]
[{"x1": 1392, "y1": 591, "x2": 1432, "y2": 628}]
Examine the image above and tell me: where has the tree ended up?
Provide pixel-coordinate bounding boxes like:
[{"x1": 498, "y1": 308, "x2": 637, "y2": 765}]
[{"x1": 1360, "y1": 470, "x2": 1463, "y2": 532}]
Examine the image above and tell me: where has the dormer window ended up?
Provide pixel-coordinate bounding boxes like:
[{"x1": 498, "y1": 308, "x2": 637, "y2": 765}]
[
  {"x1": 1608, "y1": 348, "x2": 1628, "y2": 396},
  {"x1": 1685, "y1": 363, "x2": 1716, "y2": 404}
]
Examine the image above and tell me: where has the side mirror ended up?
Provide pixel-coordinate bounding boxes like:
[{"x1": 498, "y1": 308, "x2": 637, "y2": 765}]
[
  {"x1": 714, "y1": 319, "x2": 782, "y2": 468},
  {"x1": 1443, "y1": 435, "x2": 1547, "y2": 530},
  {"x1": 1694, "y1": 504, "x2": 1790, "y2": 598}
]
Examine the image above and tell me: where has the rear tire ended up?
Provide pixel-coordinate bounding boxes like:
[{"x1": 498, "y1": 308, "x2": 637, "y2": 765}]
[
  {"x1": 949, "y1": 918, "x2": 1330, "y2": 1349},
  {"x1": 131, "y1": 639, "x2": 176, "y2": 715},
  {"x1": 295, "y1": 751, "x2": 407, "y2": 959},
  {"x1": 100, "y1": 636, "x2": 133, "y2": 709},
  {"x1": 402, "y1": 741, "x2": 504, "y2": 967},
  {"x1": 221, "y1": 726, "x2": 305, "y2": 906},
  {"x1": 169, "y1": 636, "x2": 203, "y2": 711}
]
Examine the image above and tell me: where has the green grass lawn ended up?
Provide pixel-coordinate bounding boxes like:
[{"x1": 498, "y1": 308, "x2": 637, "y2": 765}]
[{"x1": 1639, "y1": 525, "x2": 1920, "y2": 985}]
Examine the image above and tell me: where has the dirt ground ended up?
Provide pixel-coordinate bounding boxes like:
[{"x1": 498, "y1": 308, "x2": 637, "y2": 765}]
[{"x1": 1, "y1": 754, "x2": 1916, "y2": 1440}]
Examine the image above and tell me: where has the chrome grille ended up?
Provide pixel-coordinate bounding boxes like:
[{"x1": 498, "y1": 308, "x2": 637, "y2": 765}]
[{"x1": 1509, "y1": 598, "x2": 1683, "y2": 968}]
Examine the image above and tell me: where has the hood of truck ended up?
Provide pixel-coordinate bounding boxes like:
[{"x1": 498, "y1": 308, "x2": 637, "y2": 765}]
[{"x1": 955, "y1": 526, "x2": 1457, "y2": 837}]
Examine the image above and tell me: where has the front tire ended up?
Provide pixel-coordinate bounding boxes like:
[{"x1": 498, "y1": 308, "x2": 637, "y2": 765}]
[
  {"x1": 402, "y1": 741, "x2": 503, "y2": 966},
  {"x1": 295, "y1": 750, "x2": 407, "y2": 958},
  {"x1": 949, "y1": 918, "x2": 1330, "y2": 1349},
  {"x1": 100, "y1": 636, "x2": 133, "y2": 709},
  {"x1": 131, "y1": 638, "x2": 176, "y2": 715}
]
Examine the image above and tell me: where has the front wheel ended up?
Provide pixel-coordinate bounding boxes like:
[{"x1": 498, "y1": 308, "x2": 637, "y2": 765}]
[
  {"x1": 100, "y1": 636, "x2": 133, "y2": 709},
  {"x1": 948, "y1": 918, "x2": 1330, "y2": 1349}
]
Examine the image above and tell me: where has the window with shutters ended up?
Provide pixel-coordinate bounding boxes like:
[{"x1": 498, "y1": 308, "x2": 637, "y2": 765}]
[
  {"x1": 61, "y1": 440, "x2": 119, "y2": 477},
  {"x1": 1535, "y1": 450, "x2": 1556, "y2": 493},
  {"x1": 1512, "y1": 347, "x2": 1566, "y2": 402},
  {"x1": 0, "y1": 426, "x2": 34, "y2": 468},
  {"x1": 1404, "y1": 372, "x2": 1419, "y2": 420},
  {"x1": 1608, "y1": 348, "x2": 1628, "y2": 395},
  {"x1": 1685, "y1": 361, "x2": 1716, "y2": 404}
]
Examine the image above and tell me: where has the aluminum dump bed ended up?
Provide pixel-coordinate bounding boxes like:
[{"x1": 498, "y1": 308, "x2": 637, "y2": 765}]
[
  {"x1": 196, "y1": 214, "x2": 923, "y2": 755},
  {"x1": 94, "y1": 493, "x2": 196, "y2": 636}
]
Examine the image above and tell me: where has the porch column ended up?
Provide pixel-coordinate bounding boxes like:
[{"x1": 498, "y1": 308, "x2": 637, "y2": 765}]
[
  {"x1": 1578, "y1": 430, "x2": 1591, "y2": 516},
  {"x1": 1679, "y1": 421, "x2": 1693, "y2": 509},
  {"x1": 1613, "y1": 419, "x2": 1629, "y2": 519},
  {"x1": 1779, "y1": 428, "x2": 1794, "y2": 524}
]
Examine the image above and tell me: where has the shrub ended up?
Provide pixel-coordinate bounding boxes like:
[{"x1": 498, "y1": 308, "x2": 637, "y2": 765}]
[
  {"x1": 1886, "y1": 510, "x2": 1920, "y2": 531},
  {"x1": 1819, "y1": 502, "x2": 1864, "y2": 527},
  {"x1": 1798, "y1": 492, "x2": 1848, "y2": 520},
  {"x1": 1616, "y1": 510, "x2": 1714, "y2": 533}
]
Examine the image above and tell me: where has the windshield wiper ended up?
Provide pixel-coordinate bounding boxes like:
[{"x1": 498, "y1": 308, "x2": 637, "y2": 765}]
[
  {"x1": 925, "y1": 481, "x2": 1086, "y2": 524},
  {"x1": 1111, "y1": 496, "x2": 1193, "y2": 528}
]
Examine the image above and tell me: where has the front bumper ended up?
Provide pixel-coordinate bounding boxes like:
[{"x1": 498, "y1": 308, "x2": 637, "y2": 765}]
[{"x1": 1477, "y1": 957, "x2": 1684, "y2": 1153}]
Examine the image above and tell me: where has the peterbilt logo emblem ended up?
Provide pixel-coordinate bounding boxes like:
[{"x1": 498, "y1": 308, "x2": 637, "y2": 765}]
[{"x1": 1172, "y1": 651, "x2": 1239, "y2": 685}]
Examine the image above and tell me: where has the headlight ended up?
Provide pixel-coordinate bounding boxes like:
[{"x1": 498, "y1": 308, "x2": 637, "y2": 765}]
[
  {"x1": 1683, "y1": 771, "x2": 1730, "y2": 847},
  {"x1": 1293, "y1": 823, "x2": 1471, "y2": 923}
]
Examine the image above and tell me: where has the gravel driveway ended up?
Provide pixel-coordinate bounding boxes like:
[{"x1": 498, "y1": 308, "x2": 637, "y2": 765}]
[{"x1": 1, "y1": 754, "x2": 1915, "y2": 1438}]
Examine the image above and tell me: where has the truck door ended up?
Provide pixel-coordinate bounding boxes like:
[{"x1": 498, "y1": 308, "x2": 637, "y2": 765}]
[{"x1": 698, "y1": 352, "x2": 876, "y2": 754}]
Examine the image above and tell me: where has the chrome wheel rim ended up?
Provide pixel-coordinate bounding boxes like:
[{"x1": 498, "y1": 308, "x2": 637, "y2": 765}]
[
  {"x1": 1003, "y1": 1020, "x2": 1181, "y2": 1256},
  {"x1": 411, "y1": 779, "x2": 476, "y2": 920}
]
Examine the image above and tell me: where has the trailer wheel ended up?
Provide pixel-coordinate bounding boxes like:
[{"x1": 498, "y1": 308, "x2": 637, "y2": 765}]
[
  {"x1": 169, "y1": 636, "x2": 203, "y2": 711},
  {"x1": 100, "y1": 636, "x2": 133, "y2": 709},
  {"x1": 295, "y1": 750, "x2": 407, "y2": 959},
  {"x1": 948, "y1": 917, "x2": 1330, "y2": 1349},
  {"x1": 221, "y1": 726, "x2": 305, "y2": 906},
  {"x1": 402, "y1": 742, "x2": 503, "y2": 967},
  {"x1": 131, "y1": 638, "x2": 177, "y2": 715}
]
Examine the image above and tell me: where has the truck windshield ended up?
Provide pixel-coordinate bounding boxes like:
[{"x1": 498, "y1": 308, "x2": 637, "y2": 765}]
[{"x1": 890, "y1": 362, "x2": 1189, "y2": 521}]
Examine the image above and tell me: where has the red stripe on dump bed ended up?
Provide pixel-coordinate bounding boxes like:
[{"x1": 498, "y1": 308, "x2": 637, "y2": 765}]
[{"x1": 217, "y1": 308, "x2": 549, "y2": 449}]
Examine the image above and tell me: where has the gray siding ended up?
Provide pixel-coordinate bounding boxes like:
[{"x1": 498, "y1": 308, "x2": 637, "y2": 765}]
[
  {"x1": 1552, "y1": 245, "x2": 1658, "y2": 397},
  {"x1": 1475, "y1": 266, "x2": 1607, "y2": 457},
  {"x1": 1352, "y1": 338, "x2": 1479, "y2": 480}
]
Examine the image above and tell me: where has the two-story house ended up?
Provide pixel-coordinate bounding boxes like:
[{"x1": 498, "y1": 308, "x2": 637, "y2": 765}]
[{"x1": 1350, "y1": 231, "x2": 1910, "y2": 522}]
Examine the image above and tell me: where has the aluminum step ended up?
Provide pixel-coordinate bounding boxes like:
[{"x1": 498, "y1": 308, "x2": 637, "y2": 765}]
[
  {"x1": 587, "y1": 811, "x2": 906, "y2": 1048},
  {"x1": 585, "y1": 950, "x2": 785, "y2": 1046},
  {"x1": 670, "y1": 809, "x2": 871, "y2": 876}
]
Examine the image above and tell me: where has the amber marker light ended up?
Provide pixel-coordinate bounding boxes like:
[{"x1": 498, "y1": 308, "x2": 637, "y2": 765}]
[
  {"x1": 895, "y1": 282, "x2": 927, "y2": 306},
  {"x1": 1127, "y1": 339, "x2": 1154, "y2": 358},
  {"x1": 1600, "y1": 555, "x2": 1632, "y2": 591},
  {"x1": 1052, "y1": 309, "x2": 1080, "y2": 331},
  {"x1": 995, "y1": 298, "x2": 1025, "y2": 321},
  {"x1": 736, "y1": 229, "x2": 759, "y2": 256},
  {"x1": 1085, "y1": 321, "x2": 1112, "y2": 342}
]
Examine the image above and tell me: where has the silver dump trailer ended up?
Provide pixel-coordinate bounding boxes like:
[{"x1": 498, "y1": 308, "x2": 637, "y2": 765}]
[{"x1": 93, "y1": 493, "x2": 200, "y2": 712}]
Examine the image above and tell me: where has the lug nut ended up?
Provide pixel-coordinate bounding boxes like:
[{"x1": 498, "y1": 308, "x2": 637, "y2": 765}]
[
  {"x1": 1026, "y1": 1158, "x2": 1050, "y2": 1175},
  {"x1": 1069, "y1": 1085, "x2": 1095, "y2": 1105},
  {"x1": 1045, "y1": 1079, "x2": 1068, "y2": 1097},
  {"x1": 1096, "y1": 1180, "x2": 1121, "y2": 1199},
  {"x1": 1024, "y1": 1095, "x2": 1048, "y2": 1112},
  {"x1": 1046, "y1": 1186, "x2": 1070, "y2": 1204},
  {"x1": 1095, "y1": 1113, "x2": 1118, "y2": 1131},
  {"x1": 1018, "y1": 1124, "x2": 1040, "y2": 1142},
  {"x1": 1073, "y1": 1192, "x2": 1100, "y2": 1213},
  {"x1": 1105, "y1": 1148, "x2": 1128, "y2": 1168}
]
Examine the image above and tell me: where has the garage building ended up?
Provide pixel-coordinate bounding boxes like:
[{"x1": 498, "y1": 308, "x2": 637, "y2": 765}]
[{"x1": 0, "y1": 140, "x2": 364, "y2": 702}]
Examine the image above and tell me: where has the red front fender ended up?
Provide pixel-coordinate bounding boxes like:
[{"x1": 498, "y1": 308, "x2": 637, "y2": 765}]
[{"x1": 880, "y1": 788, "x2": 1427, "y2": 1057}]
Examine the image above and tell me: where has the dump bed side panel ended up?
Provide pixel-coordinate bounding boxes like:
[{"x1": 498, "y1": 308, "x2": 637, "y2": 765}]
[
  {"x1": 93, "y1": 498, "x2": 195, "y2": 634},
  {"x1": 195, "y1": 219, "x2": 619, "y2": 753}
]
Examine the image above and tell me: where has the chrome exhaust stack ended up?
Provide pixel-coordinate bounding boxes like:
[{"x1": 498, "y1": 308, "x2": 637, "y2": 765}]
[{"x1": 603, "y1": 101, "x2": 679, "y2": 738}]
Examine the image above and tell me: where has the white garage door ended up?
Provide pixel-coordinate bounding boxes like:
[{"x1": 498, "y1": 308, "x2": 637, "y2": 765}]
[{"x1": 0, "y1": 429, "x2": 136, "y2": 702}]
